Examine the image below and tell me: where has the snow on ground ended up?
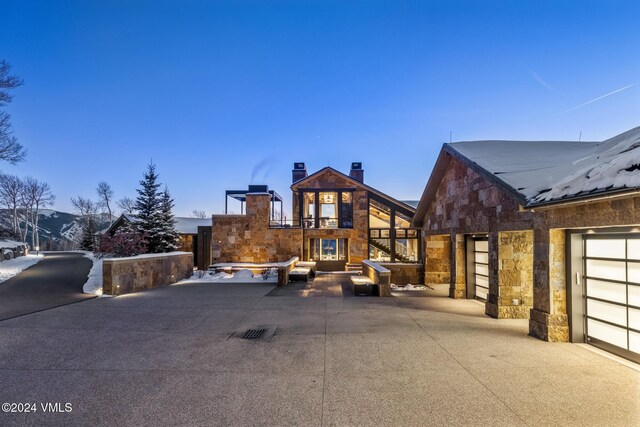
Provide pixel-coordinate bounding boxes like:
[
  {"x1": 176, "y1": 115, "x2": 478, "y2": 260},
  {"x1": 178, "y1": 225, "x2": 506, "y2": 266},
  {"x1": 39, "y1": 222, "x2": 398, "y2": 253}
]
[
  {"x1": 390, "y1": 283, "x2": 427, "y2": 291},
  {"x1": 82, "y1": 252, "x2": 105, "y2": 296},
  {"x1": 0, "y1": 254, "x2": 44, "y2": 284},
  {"x1": 181, "y1": 268, "x2": 278, "y2": 284}
]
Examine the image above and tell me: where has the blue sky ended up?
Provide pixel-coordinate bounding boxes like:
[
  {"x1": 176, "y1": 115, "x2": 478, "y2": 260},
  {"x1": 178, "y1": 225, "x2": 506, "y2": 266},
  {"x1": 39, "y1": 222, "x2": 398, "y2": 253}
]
[{"x1": 1, "y1": 0, "x2": 638, "y2": 217}]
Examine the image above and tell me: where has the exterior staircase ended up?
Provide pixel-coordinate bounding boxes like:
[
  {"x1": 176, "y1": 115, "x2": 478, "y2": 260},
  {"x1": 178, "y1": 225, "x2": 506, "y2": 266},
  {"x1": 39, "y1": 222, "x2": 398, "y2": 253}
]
[{"x1": 369, "y1": 239, "x2": 412, "y2": 263}]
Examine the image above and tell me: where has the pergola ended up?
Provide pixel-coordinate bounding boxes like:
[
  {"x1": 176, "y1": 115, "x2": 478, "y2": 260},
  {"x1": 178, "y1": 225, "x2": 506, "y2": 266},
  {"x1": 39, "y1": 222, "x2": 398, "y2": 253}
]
[{"x1": 224, "y1": 185, "x2": 284, "y2": 220}]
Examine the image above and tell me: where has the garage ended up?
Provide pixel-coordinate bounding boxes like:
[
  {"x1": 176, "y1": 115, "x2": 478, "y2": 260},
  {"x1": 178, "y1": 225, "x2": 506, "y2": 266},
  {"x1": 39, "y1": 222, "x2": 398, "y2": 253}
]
[{"x1": 575, "y1": 234, "x2": 640, "y2": 362}]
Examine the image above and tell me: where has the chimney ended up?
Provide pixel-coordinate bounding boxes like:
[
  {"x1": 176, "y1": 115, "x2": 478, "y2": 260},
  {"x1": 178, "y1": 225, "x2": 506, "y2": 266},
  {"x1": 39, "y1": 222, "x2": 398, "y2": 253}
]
[
  {"x1": 292, "y1": 162, "x2": 307, "y2": 183},
  {"x1": 349, "y1": 162, "x2": 364, "y2": 183}
]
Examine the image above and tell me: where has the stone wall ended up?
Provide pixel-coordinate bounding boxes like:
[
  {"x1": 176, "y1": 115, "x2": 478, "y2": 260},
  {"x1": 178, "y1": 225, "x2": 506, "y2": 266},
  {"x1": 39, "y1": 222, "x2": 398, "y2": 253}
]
[
  {"x1": 178, "y1": 234, "x2": 194, "y2": 253},
  {"x1": 212, "y1": 194, "x2": 303, "y2": 263},
  {"x1": 102, "y1": 252, "x2": 193, "y2": 296},
  {"x1": 424, "y1": 234, "x2": 450, "y2": 284},
  {"x1": 380, "y1": 263, "x2": 423, "y2": 286},
  {"x1": 422, "y1": 157, "x2": 534, "y2": 235},
  {"x1": 486, "y1": 230, "x2": 533, "y2": 319},
  {"x1": 362, "y1": 260, "x2": 391, "y2": 296}
]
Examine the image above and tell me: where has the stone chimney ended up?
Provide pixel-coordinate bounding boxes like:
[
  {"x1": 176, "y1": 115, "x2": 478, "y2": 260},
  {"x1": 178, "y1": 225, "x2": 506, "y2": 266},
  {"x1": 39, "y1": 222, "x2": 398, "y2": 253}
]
[
  {"x1": 292, "y1": 162, "x2": 307, "y2": 183},
  {"x1": 349, "y1": 162, "x2": 364, "y2": 183}
]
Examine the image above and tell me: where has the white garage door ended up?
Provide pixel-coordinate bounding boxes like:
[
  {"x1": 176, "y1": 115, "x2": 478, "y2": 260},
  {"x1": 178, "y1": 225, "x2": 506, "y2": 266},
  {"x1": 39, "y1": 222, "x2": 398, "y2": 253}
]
[
  {"x1": 584, "y1": 235, "x2": 640, "y2": 359},
  {"x1": 473, "y1": 238, "x2": 489, "y2": 300}
]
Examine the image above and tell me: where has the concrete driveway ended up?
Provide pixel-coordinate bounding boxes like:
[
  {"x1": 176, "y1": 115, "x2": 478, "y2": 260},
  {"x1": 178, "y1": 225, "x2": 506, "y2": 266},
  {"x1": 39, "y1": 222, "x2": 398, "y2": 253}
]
[
  {"x1": 0, "y1": 279, "x2": 638, "y2": 426},
  {"x1": 0, "y1": 252, "x2": 94, "y2": 321}
]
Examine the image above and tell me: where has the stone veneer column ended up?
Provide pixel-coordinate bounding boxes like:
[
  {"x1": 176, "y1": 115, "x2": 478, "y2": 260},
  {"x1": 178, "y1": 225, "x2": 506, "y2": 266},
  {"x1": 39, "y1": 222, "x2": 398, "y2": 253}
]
[
  {"x1": 487, "y1": 230, "x2": 534, "y2": 319},
  {"x1": 425, "y1": 234, "x2": 451, "y2": 285},
  {"x1": 529, "y1": 227, "x2": 569, "y2": 342},
  {"x1": 449, "y1": 234, "x2": 466, "y2": 299}
]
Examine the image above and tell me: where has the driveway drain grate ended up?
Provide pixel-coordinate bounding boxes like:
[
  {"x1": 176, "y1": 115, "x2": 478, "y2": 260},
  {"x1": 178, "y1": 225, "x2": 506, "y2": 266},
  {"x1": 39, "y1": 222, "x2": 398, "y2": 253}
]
[
  {"x1": 241, "y1": 328, "x2": 266, "y2": 340},
  {"x1": 231, "y1": 325, "x2": 277, "y2": 342}
]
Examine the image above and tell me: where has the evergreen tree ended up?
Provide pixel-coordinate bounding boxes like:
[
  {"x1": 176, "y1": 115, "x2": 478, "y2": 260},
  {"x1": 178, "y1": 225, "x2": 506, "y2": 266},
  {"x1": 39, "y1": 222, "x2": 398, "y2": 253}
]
[
  {"x1": 79, "y1": 217, "x2": 96, "y2": 251},
  {"x1": 133, "y1": 162, "x2": 163, "y2": 253},
  {"x1": 158, "y1": 186, "x2": 180, "y2": 252}
]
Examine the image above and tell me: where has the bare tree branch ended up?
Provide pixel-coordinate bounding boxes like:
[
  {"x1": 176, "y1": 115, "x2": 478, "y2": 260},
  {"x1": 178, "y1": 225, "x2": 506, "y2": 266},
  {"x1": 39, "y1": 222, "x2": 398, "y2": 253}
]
[{"x1": 191, "y1": 209, "x2": 207, "y2": 218}]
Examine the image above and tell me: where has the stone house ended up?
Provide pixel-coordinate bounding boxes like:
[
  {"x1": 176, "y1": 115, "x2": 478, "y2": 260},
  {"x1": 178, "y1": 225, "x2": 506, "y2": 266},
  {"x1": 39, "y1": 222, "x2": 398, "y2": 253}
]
[
  {"x1": 412, "y1": 126, "x2": 640, "y2": 363},
  {"x1": 212, "y1": 163, "x2": 423, "y2": 283}
]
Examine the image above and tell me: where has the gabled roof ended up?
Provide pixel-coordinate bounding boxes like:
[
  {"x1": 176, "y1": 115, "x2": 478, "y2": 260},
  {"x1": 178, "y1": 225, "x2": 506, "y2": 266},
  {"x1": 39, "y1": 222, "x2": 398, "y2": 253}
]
[
  {"x1": 412, "y1": 126, "x2": 640, "y2": 227},
  {"x1": 291, "y1": 166, "x2": 416, "y2": 212}
]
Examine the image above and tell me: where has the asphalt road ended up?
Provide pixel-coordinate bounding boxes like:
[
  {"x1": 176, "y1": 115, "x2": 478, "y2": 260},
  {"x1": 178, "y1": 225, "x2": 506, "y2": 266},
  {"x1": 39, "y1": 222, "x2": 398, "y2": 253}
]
[{"x1": 0, "y1": 252, "x2": 95, "y2": 321}]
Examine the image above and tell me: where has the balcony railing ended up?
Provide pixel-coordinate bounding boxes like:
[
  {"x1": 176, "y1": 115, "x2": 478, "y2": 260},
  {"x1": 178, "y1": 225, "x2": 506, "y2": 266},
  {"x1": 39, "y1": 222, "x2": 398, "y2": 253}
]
[{"x1": 268, "y1": 217, "x2": 343, "y2": 229}]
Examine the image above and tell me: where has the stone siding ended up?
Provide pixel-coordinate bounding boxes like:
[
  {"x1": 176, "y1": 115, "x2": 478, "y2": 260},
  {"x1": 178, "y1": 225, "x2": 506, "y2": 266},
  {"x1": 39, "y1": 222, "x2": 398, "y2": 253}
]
[
  {"x1": 424, "y1": 234, "x2": 450, "y2": 284},
  {"x1": 103, "y1": 252, "x2": 193, "y2": 296},
  {"x1": 380, "y1": 263, "x2": 423, "y2": 286},
  {"x1": 212, "y1": 194, "x2": 303, "y2": 263},
  {"x1": 486, "y1": 230, "x2": 533, "y2": 319},
  {"x1": 416, "y1": 152, "x2": 640, "y2": 342}
]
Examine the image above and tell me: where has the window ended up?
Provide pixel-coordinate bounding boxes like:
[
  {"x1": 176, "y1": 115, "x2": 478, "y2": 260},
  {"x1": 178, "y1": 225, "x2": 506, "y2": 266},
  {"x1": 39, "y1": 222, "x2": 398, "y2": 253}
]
[
  {"x1": 309, "y1": 238, "x2": 347, "y2": 261},
  {"x1": 368, "y1": 195, "x2": 420, "y2": 263},
  {"x1": 319, "y1": 192, "x2": 338, "y2": 228},
  {"x1": 300, "y1": 190, "x2": 353, "y2": 229},
  {"x1": 341, "y1": 192, "x2": 353, "y2": 228},
  {"x1": 303, "y1": 193, "x2": 315, "y2": 228}
]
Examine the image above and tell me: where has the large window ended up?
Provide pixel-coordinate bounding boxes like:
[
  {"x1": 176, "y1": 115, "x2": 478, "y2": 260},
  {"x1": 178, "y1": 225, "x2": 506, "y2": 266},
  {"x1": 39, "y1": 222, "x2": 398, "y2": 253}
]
[
  {"x1": 368, "y1": 196, "x2": 419, "y2": 263},
  {"x1": 300, "y1": 190, "x2": 353, "y2": 229},
  {"x1": 309, "y1": 238, "x2": 347, "y2": 261},
  {"x1": 303, "y1": 193, "x2": 315, "y2": 228}
]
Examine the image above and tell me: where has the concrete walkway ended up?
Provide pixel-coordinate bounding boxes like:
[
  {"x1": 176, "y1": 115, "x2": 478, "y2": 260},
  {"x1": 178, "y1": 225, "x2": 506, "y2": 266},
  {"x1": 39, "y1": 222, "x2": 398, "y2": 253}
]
[
  {"x1": 0, "y1": 252, "x2": 94, "y2": 321},
  {"x1": 0, "y1": 279, "x2": 638, "y2": 426}
]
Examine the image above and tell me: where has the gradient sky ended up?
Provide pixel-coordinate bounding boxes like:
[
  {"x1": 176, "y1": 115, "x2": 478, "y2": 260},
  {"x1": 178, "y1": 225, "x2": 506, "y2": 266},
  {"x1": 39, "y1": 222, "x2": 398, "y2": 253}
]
[{"x1": 1, "y1": 0, "x2": 639, "y2": 217}]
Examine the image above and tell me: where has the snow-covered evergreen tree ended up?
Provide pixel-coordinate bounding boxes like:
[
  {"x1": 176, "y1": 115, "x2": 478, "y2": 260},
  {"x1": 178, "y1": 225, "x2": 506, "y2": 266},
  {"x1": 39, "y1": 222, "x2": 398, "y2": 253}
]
[
  {"x1": 133, "y1": 162, "x2": 163, "y2": 253},
  {"x1": 158, "y1": 186, "x2": 180, "y2": 252}
]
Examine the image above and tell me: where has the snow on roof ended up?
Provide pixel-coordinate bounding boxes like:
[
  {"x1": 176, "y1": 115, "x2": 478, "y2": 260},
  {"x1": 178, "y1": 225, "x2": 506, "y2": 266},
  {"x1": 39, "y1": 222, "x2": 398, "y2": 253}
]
[
  {"x1": 174, "y1": 217, "x2": 211, "y2": 234},
  {"x1": 447, "y1": 126, "x2": 640, "y2": 206}
]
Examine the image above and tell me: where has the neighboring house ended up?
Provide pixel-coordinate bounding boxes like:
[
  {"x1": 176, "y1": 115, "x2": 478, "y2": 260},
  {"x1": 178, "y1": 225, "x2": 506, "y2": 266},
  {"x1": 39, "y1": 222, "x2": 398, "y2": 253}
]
[
  {"x1": 412, "y1": 126, "x2": 640, "y2": 363},
  {"x1": 212, "y1": 162, "x2": 422, "y2": 282},
  {"x1": 103, "y1": 214, "x2": 212, "y2": 269}
]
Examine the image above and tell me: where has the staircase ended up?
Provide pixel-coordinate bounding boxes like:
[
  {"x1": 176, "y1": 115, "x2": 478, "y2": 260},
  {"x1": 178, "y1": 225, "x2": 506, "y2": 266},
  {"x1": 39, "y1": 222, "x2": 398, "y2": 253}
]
[{"x1": 369, "y1": 239, "x2": 412, "y2": 263}]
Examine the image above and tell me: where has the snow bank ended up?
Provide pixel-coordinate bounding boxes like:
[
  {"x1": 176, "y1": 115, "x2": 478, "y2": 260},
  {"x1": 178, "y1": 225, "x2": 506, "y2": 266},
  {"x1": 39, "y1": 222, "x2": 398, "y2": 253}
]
[
  {"x1": 180, "y1": 268, "x2": 278, "y2": 284},
  {"x1": 0, "y1": 254, "x2": 44, "y2": 284},
  {"x1": 82, "y1": 252, "x2": 104, "y2": 296}
]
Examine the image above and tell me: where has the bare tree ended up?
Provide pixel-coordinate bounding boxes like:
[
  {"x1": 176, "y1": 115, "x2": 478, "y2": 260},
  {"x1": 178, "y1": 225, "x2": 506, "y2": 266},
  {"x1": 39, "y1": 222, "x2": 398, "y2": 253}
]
[
  {"x1": 18, "y1": 178, "x2": 34, "y2": 242},
  {"x1": 27, "y1": 179, "x2": 55, "y2": 250},
  {"x1": 0, "y1": 60, "x2": 26, "y2": 164},
  {"x1": 116, "y1": 196, "x2": 135, "y2": 215},
  {"x1": 96, "y1": 181, "x2": 114, "y2": 224},
  {"x1": 191, "y1": 209, "x2": 207, "y2": 219},
  {"x1": 0, "y1": 173, "x2": 23, "y2": 236}
]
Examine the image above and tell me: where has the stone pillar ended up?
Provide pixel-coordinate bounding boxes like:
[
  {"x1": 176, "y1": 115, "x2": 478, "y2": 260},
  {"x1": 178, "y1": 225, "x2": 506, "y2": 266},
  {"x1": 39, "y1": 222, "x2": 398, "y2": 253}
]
[
  {"x1": 449, "y1": 234, "x2": 466, "y2": 299},
  {"x1": 487, "y1": 230, "x2": 534, "y2": 319},
  {"x1": 245, "y1": 193, "x2": 271, "y2": 228},
  {"x1": 425, "y1": 234, "x2": 451, "y2": 285},
  {"x1": 529, "y1": 227, "x2": 569, "y2": 342}
]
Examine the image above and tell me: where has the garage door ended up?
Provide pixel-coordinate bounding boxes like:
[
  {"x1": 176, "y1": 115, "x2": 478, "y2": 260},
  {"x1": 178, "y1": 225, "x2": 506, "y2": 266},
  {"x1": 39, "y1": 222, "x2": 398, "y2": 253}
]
[
  {"x1": 584, "y1": 235, "x2": 640, "y2": 360},
  {"x1": 473, "y1": 238, "x2": 489, "y2": 300}
]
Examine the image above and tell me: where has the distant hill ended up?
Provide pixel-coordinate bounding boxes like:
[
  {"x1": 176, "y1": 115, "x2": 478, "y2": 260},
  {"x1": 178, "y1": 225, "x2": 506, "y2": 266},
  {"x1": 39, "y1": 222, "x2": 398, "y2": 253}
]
[{"x1": 0, "y1": 209, "x2": 114, "y2": 250}]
